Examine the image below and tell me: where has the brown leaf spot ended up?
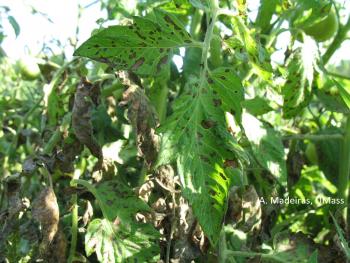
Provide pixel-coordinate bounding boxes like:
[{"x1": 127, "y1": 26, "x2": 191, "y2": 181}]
[
  {"x1": 213, "y1": 98, "x2": 222, "y2": 107},
  {"x1": 224, "y1": 159, "x2": 238, "y2": 168},
  {"x1": 201, "y1": 119, "x2": 215, "y2": 129},
  {"x1": 131, "y1": 57, "x2": 145, "y2": 71}
]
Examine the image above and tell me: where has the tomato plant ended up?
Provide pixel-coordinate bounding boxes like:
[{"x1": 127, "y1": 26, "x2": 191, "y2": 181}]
[{"x1": 1, "y1": 0, "x2": 350, "y2": 262}]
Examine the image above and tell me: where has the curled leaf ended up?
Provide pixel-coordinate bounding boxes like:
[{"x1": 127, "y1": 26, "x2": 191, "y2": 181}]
[
  {"x1": 118, "y1": 71, "x2": 160, "y2": 167},
  {"x1": 32, "y1": 187, "x2": 59, "y2": 250},
  {"x1": 72, "y1": 78, "x2": 103, "y2": 168}
]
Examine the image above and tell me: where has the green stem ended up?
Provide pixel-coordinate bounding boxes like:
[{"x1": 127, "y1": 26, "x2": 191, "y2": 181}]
[
  {"x1": 199, "y1": 0, "x2": 218, "y2": 86},
  {"x1": 338, "y1": 117, "x2": 350, "y2": 223},
  {"x1": 322, "y1": 14, "x2": 350, "y2": 65},
  {"x1": 68, "y1": 194, "x2": 78, "y2": 263},
  {"x1": 68, "y1": 162, "x2": 83, "y2": 263},
  {"x1": 42, "y1": 113, "x2": 72, "y2": 154},
  {"x1": 283, "y1": 133, "x2": 344, "y2": 141},
  {"x1": 190, "y1": 9, "x2": 203, "y2": 39},
  {"x1": 327, "y1": 71, "x2": 350, "y2": 81}
]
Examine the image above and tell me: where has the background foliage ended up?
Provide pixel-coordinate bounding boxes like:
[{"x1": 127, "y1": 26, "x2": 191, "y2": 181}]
[{"x1": 1, "y1": 0, "x2": 350, "y2": 262}]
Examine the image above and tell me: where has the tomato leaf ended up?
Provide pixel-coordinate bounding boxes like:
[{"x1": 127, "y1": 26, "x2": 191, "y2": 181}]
[
  {"x1": 242, "y1": 113, "x2": 287, "y2": 184},
  {"x1": 157, "y1": 76, "x2": 247, "y2": 245},
  {"x1": 231, "y1": 16, "x2": 273, "y2": 80},
  {"x1": 8, "y1": 16, "x2": 20, "y2": 38},
  {"x1": 242, "y1": 97, "x2": 274, "y2": 116},
  {"x1": 74, "y1": 179, "x2": 160, "y2": 262},
  {"x1": 282, "y1": 36, "x2": 318, "y2": 118},
  {"x1": 74, "y1": 9, "x2": 194, "y2": 75},
  {"x1": 208, "y1": 67, "x2": 244, "y2": 122},
  {"x1": 85, "y1": 218, "x2": 160, "y2": 263},
  {"x1": 255, "y1": 0, "x2": 278, "y2": 33}
]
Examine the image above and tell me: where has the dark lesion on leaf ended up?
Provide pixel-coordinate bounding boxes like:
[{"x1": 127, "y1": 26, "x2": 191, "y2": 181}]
[
  {"x1": 207, "y1": 78, "x2": 214, "y2": 84},
  {"x1": 164, "y1": 15, "x2": 181, "y2": 31},
  {"x1": 156, "y1": 55, "x2": 169, "y2": 73},
  {"x1": 213, "y1": 98, "x2": 222, "y2": 107},
  {"x1": 199, "y1": 155, "x2": 210, "y2": 163},
  {"x1": 201, "y1": 119, "x2": 216, "y2": 129},
  {"x1": 72, "y1": 78, "x2": 103, "y2": 170},
  {"x1": 131, "y1": 57, "x2": 145, "y2": 71},
  {"x1": 223, "y1": 159, "x2": 238, "y2": 168}
]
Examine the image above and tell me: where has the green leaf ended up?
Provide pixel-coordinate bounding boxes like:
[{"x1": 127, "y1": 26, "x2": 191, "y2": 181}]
[
  {"x1": 85, "y1": 219, "x2": 160, "y2": 263},
  {"x1": 74, "y1": 9, "x2": 194, "y2": 75},
  {"x1": 73, "y1": 179, "x2": 160, "y2": 262},
  {"x1": 8, "y1": 16, "x2": 20, "y2": 38},
  {"x1": 333, "y1": 79, "x2": 350, "y2": 110},
  {"x1": 314, "y1": 127, "x2": 342, "y2": 184},
  {"x1": 307, "y1": 251, "x2": 318, "y2": 263},
  {"x1": 330, "y1": 213, "x2": 350, "y2": 260},
  {"x1": 242, "y1": 97, "x2": 273, "y2": 116},
  {"x1": 231, "y1": 16, "x2": 272, "y2": 80},
  {"x1": 242, "y1": 113, "x2": 286, "y2": 184},
  {"x1": 159, "y1": 0, "x2": 192, "y2": 15},
  {"x1": 255, "y1": 0, "x2": 278, "y2": 33},
  {"x1": 282, "y1": 36, "x2": 317, "y2": 118},
  {"x1": 158, "y1": 77, "x2": 247, "y2": 244},
  {"x1": 189, "y1": 0, "x2": 208, "y2": 10},
  {"x1": 208, "y1": 67, "x2": 244, "y2": 122},
  {"x1": 270, "y1": 232, "x2": 318, "y2": 263}
]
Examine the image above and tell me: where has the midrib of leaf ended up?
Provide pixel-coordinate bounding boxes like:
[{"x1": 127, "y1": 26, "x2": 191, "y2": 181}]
[{"x1": 159, "y1": 1, "x2": 236, "y2": 244}]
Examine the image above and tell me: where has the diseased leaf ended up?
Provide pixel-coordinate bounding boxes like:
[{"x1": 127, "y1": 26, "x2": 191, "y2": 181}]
[
  {"x1": 158, "y1": 77, "x2": 247, "y2": 244},
  {"x1": 32, "y1": 187, "x2": 59, "y2": 253},
  {"x1": 208, "y1": 67, "x2": 244, "y2": 122},
  {"x1": 74, "y1": 9, "x2": 194, "y2": 75},
  {"x1": 282, "y1": 36, "x2": 317, "y2": 118},
  {"x1": 242, "y1": 113, "x2": 287, "y2": 184},
  {"x1": 72, "y1": 78, "x2": 103, "y2": 167},
  {"x1": 117, "y1": 71, "x2": 160, "y2": 167},
  {"x1": 74, "y1": 179, "x2": 160, "y2": 262},
  {"x1": 85, "y1": 219, "x2": 159, "y2": 263},
  {"x1": 231, "y1": 16, "x2": 272, "y2": 80}
]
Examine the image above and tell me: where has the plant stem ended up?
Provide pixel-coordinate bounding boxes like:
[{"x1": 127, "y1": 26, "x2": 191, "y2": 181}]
[
  {"x1": 283, "y1": 133, "x2": 344, "y2": 141},
  {"x1": 68, "y1": 194, "x2": 78, "y2": 263},
  {"x1": 68, "y1": 166, "x2": 83, "y2": 263},
  {"x1": 322, "y1": 14, "x2": 350, "y2": 65},
  {"x1": 327, "y1": 71, "x2": 350, "y2": 81},
  {"x1": 199, "y1": 0, "x2": 218, "y2": 87},
  {"x1": 338, "y1": 117, "x2": 350, "y2": 224}
]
